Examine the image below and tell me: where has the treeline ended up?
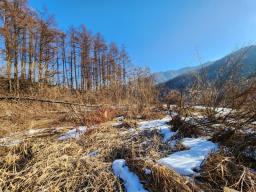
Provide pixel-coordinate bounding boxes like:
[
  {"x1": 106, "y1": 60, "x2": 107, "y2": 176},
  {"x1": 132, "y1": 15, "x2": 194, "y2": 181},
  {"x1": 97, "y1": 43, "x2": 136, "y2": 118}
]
[{"x1": 0, "y1": 0, "x2": 129, "y2": 93}]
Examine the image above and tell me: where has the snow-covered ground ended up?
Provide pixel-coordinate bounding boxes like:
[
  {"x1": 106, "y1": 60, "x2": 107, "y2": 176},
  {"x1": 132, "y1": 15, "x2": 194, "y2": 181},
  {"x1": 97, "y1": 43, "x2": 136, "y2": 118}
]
[
  {"x1": 138, "y1": 116, "x2": 176, "y2": 142},
  {"x1": 137, "y1": 117, "x2": 218, "y2": 176},
  {"x1": 194, "y1": 106, "x2": 233, "y2": 117},
  {"x1": 158, "y1": 137, "x2": 218, "y2": 176},
  {"x1": 215, "y1": 107, "x2": 233, "y2": 116},
  {"x1": 112, "y1": 116, "x2": 219, "y2": 190},
  {"x1": 112, "y1": 159, "x2": 148, "y2": 192},
  {"x1": 58, "y1": 126, "x2": 87, "y2": 140},
  {"x1": 0, "y1": 137, "x2": 22, "y2": 146},
  {"x1": 86, "y1": 150, "x2": 99, "y2": 157},
  {"x1": 0, "y1": 126, "x2": 88, "y2": 146}
]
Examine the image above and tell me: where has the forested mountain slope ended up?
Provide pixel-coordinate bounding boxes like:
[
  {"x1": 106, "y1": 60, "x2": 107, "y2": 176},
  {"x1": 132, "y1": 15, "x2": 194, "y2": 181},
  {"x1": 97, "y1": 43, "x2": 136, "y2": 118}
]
[{"x1": 160, "y1": 46, "x2": 256, "y2": 90}]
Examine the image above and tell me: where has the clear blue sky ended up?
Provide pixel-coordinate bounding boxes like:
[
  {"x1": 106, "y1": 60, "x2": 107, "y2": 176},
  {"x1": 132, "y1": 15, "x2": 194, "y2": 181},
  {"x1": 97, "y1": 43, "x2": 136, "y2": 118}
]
[{"x1": 28, "y1": 0, "x2": 256, "y2": 72}]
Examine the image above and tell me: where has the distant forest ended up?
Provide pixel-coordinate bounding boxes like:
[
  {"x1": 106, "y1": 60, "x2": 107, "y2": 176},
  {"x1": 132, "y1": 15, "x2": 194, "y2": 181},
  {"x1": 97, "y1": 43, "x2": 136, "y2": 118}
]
[{"x1": 0, "y1": 0, "x2": 130, "y2": 93}]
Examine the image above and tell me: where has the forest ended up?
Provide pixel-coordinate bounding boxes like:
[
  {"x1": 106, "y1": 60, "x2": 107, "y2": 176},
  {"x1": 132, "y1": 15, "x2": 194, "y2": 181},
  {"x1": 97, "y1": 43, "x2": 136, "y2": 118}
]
[{"x1": 0, "y1": 0, "x2": 156, "y2": 109}]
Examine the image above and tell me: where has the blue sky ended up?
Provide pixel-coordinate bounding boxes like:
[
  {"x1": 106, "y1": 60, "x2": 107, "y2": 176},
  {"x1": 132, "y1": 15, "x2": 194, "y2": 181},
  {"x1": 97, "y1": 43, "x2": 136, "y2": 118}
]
[{"x1": 28, "y1": 0, "x2": 256, "y2": 72}]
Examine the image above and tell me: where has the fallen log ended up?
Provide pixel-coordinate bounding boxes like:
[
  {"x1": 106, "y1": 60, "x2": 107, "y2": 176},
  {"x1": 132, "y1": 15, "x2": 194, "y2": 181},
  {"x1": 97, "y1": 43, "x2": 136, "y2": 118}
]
[{"x1": 0, "y1": 96, "x2": 101, "y2": 107}]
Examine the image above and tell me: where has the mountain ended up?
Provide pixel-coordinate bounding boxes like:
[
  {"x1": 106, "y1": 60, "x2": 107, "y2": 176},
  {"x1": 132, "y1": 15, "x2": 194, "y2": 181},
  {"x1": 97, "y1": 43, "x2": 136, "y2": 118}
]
[
  {"x1": 153, "y1": 67, "x2": 196, "y2": 84},
  {"x1": 153, "y1": 64, "x2": 212, "y2": 84},
  {"x1": 160, "y1": 45, "x2": 256, "y2": 90}
]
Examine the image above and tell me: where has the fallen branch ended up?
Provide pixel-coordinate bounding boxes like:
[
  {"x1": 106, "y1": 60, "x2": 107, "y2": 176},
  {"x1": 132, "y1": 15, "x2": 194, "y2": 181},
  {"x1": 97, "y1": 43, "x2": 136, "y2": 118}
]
[{"x1": 0, "y1": 96, "x2": 101, "y2": 107}]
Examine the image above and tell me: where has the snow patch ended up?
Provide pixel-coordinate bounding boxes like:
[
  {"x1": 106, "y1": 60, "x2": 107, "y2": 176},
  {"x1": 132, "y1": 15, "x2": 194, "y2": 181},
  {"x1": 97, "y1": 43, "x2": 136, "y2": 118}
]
[
  {"x1": 215, "y1": 107, "x2": 232, "y2": 117},
  {"x1": 138, "y1": 116, "x2": 171, "y2": 130},
  {"x1": 115, "y1": 116, "x2": 125, "y2": 121},
  {"x1": 0, "y1": 138, "x2": 22, "y2": 146},
  {"x1": 159, "y1": 137, "x2": 218, "y2": 176},
  {"x1": 159, "y1": 125, "x2": 176, "y2": 142},
  {"x1": 144, "y1": 168, "x2": 152, "y2": 175},
  {"x1": 112, "y1": 159, "x2": 148, "y2": 192},
  {"x1": 87, "y1": 150, "x2": 99, "y2": 157},
  {"x1": 58, "y1": 126, "x2": 87, "y2": 140},
  {"x1": 138, "y1": 116, "x2": 176, "y2": 142},
  {"x1": 112, "y1": 122, "x2": 123, "y2": 128},
  {"x1": 194, "y1": 106, "x2": 233, "y2": 117}
]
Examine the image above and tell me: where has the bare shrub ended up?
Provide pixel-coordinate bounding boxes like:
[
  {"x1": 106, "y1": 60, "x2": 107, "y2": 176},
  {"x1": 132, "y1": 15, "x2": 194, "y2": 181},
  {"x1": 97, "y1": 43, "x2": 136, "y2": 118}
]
[
  {"x1": 125, "y1": 67, "x2": 159, "y2": 118},
  {"x1": 186, "y1": 47, "x2": 256, "y2": 131},
  {"x1": 170, "y1": 115, "x2": 204, "y2": 138},
  {"x1": 163, "y1": 90, "x2": 182, "y2": 110}
]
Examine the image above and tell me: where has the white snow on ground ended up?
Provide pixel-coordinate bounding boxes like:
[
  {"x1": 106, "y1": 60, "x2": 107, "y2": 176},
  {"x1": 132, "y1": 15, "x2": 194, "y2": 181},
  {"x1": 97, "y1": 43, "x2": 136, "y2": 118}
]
[
  {"x1": 0, "y1": 137, "x2": 22, "y2": 146},
  {"x1": 112, "y1": 122, "x2": 123, "y2": 128},
  {"x1": 58, "y1": 126, "x2": 87, "y2": 140},
  {"x1": 193, "y1": 106, "x2": 207, "y2": 110},
  {"x1": 159, "y1": 125, "x2": 176, "y2": 142},
  {"x1": 87, "y1": 150, "x2": 99, "y2": 157},
  {"x1": 159, "y1": 137, "x2": 218, "y2": 176},
  {"x1": 144, "y1": 168, "x2": 152, "y2": 175},
  {"x1": 138, "y1": 116, "x2": 176, "y2": 142},
  {"x1": 194, "y1": 106, "x2": 233, "y2": 117},
  {"x1": 215, "y1": 107, "x2": 232, "y2": 116},
  {"x1": 115, "y1": 116, "x2": 125, "y2": 121},
  {"x1": 112, "y1": 159, "x2": 148, "y2": 192},
  {"x1": 138, "y1": 117, "x2": 170, "y2": 129},
  {"x1": 27, "y1": 128, "x2": 45, "y2": 135}
]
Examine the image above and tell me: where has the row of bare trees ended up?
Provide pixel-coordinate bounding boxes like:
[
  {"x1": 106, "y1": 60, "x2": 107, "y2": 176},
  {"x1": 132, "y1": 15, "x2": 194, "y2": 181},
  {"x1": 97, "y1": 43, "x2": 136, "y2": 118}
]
[
  {"x1": 0, "y1": 0, "x2": 158, "y2": 109},
  {"x1": 0, "y1": 0, "x2": 129, "y2": 93}
]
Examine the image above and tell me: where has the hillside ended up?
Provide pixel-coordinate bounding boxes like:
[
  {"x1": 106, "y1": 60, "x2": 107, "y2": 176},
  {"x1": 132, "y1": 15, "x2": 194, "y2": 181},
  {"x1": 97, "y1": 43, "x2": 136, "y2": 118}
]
[
  {"x1": 160, "y1": 46, "x2": 256, "y2": 90},
  {"x1": 153, "y1": 62, "x2": 213, "y2": 84}
]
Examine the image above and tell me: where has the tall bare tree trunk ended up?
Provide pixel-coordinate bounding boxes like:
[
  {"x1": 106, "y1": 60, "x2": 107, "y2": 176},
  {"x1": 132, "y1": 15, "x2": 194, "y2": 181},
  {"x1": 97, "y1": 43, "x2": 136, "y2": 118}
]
[
  {"x1": 28, "y1": 31, "x2": 34, "y2": 83},
  {"x1": 20, "y1": 27, "x2": 26, "y2": 81},
  {"x1": 13, "y1": 22, "x2": 19, "y2": 92}
]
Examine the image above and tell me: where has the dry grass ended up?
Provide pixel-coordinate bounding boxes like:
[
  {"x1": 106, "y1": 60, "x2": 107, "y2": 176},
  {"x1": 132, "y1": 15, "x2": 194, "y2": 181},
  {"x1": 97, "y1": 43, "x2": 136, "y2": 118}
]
[
  {"x1": 0, "y1": 120, "x2": 175, "y2": 192},
  {"x1": 197, "y1": 150, "x2": 256, "y2": 192},
  {"x1": 81, "y1": 107, "x2": 119, "y2": 126},
  {"x1": 126, "y1": 105, "x2": 164, "y2": 120},
  {"x1": 0, "y1": 141, "x2": 122, "y2": 192},
  {"x1": 212, "y1": 130, "x2": 256, "y2": 168},
  {"x1": 0, "y1": 100, "x2": 124, "y2": 137},
  {"x1": 0, "y1": 101, "x2": 74, "y2": 137},
  {"x1": 129, "y1": 129, "x2": 175, "y2": 160},
  {"x1": 0, "y1": 124, "x2": 129, "y2": 192},
  {"x1": 170, "y1": 115, "x2": 204, "y2": 138},
  {"x1": 126, "y1": 158, "x2": 200, "y2": 192},
  {"x1": 1, "y1": 99, "x2": 255, "y2": 192}
]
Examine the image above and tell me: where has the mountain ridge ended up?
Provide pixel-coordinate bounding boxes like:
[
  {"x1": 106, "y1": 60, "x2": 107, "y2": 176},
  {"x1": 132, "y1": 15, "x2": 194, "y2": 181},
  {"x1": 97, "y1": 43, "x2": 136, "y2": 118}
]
[
  {"x1": 158, "y1": 45, "x2": 256, "y2": 90},
  {"x1": 153, "y1": 63, "x2": 213, "y2": 84}
]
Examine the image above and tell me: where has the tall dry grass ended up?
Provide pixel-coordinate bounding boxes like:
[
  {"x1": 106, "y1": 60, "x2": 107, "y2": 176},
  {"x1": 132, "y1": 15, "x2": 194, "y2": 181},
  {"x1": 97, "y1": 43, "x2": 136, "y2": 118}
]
[
  {"x1": 126, "y1": 158, "x2": 199, "y2": 192},
  {"x1": 198, "y1": 150, "x2": 256, "y2": 192},
  {"x1": 0, "y1": 119, "x2": 176, "y2": 191},
  {"x1": 0, "y1": 124, "x2": 128, "y2": 191}
]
